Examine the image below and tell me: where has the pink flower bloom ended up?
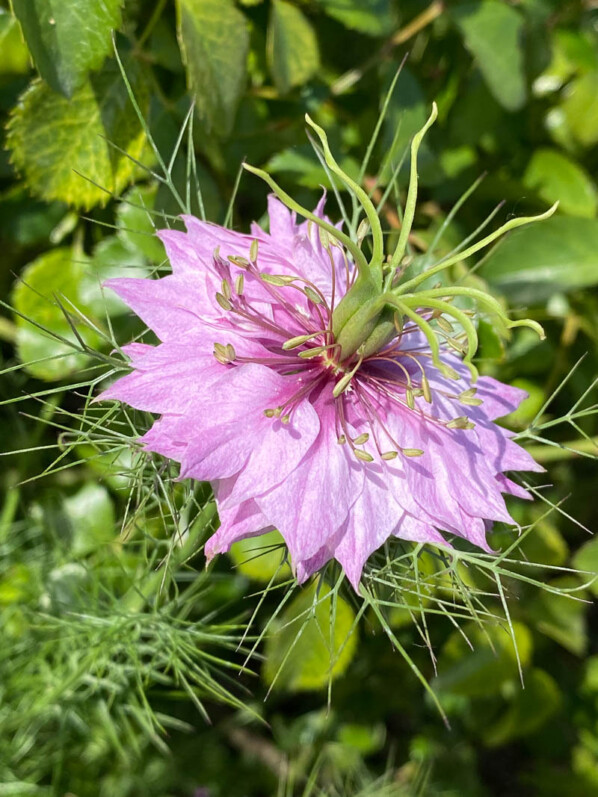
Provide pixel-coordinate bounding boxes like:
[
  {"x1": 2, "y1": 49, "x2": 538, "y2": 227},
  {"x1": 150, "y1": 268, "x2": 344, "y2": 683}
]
[{"x1": 99, "y1": 196, "x2": 542, "y2": 590}]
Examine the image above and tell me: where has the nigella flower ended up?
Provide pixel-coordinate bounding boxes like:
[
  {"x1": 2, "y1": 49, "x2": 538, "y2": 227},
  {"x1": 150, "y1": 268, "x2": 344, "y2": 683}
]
[{"x1": 99, "y1": 108, "x2": 555, "y2": 589}]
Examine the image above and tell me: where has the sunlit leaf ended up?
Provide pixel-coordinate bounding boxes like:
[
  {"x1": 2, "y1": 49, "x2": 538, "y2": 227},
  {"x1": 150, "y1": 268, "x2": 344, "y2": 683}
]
[
  {"x1": 268, "y1": 0, "x2": 319, "y2": 95},
  {"x1": 12, "y1": 0, "x2": 122, "y2": 96},
  {"x1": 524, "y1": 148, "x2": 597, "y2": 218},
  {"x1": 452, "y1": 0, "x2": 526, "y2": 111},
  {"x1": 176, "y1": 0, "x2": 249, "y2": 136},
  {"x1": 480, "y1": 216, "x2": 598, "y2": 303},
  {"x1": 11, "y1": 247, "x2": 101, "y2": 380},
  {"x1": 6, "y1": 60, "x2": 149, "y2": 209},
  {"x1": 263, "y1": 582, "x2": 357, "y2": 691},
  {"x1": 316, "y1": 0, "x2": 395, "y2": 36}
]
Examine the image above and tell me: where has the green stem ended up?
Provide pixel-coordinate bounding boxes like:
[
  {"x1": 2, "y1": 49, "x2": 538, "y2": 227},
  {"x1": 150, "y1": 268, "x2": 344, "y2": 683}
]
[
  {"x1": 306, "y1": 114, "x2": 384, "y2": 283},
  {"x1": 523, "y1": 436, "x2": 598, "y2": 463},
  {"x1": 386, "y1": 103, "x2": 438, "y2": 283},
  {"x1": 121, "y1": 500, "x2": 217, "y2": 612},
  {"x1": 243, "y1": 163, "x2": 370, "y2": 277},
  {"x1": 394, "y1": 203, "x2": 558, "y2": 296}
]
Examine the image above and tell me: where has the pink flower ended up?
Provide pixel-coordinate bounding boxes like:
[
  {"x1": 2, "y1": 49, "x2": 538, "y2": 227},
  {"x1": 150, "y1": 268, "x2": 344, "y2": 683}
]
[{"x1": 98, "y1": 194, "x2": 543, "y2": 590}]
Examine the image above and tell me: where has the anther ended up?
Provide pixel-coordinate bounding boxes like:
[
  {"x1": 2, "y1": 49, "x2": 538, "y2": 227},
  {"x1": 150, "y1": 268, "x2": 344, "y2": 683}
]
[
  {"x1": 221, "y1": 279, "x2": 232, "y2": 300},
  {"x1": 260, "y1": 274, "x2": 296, "y2": 286},
  {"x1": 235, "y1": 274, "x2": 244, "y2": 295},
  {"x1": 353, "y1": 433, "x2": 370, "y2": 445},
  {"x1": 213, "y1": 342, "x2": 235, "y2": 364},
  {"x1": 337, "y1": 435, "x2": 346, "y2": 445},
  {"x1": 250, "y1": 239, "x2": 259, "y2": 262},
  {"x1": 303, "y1": 286, "x2": 323, "y2": 305},
  {"x1": 402, "y1": 448, "x2": 424, "y2": 457},
  {"x1": 357, "y1": 218, "x2": 370, "y2": 245},
  {"x1": 227, "y1": 255, "x2": 250, "y2": 269},
  {"x1": 437, "y1": 316, "x2": 454, "y2": 333},
  {"x1": 319, "y1": 227, "x2": 331, "y2": 249},
  {"x1": 354, "y1": 450, "x2": 374, "y2": 463},
  {"x1": 446, "y1": 416, "x2": 475, "y2": 429},
  {"x1": 298, "y1": 346, "x2": 327, "y2": 359},
  {"x1": 281, "y1": 414, "x2": 290, "y2": 424},
  {"x1": 215, "y1": 292, "x2": 232, "y2": 311},
  {"x1": 264, "y1": 409, "x2": 276, "y2": 417},
  {"x1": 406, "y1": 389, "x2": 415, "y2": 410},
  {"x1": 381, "y1": 451, "x2": 399, "y2": 460},
  {"x1": 283, "y1": 332, "x2": 322, "y2": 350},
  {"x1": 421, "y1": 374, "x2": 432, "y2": 403}
]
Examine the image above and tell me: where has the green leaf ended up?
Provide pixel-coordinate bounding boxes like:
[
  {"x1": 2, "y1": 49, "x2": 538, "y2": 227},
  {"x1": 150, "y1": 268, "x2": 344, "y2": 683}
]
[
  {"x1": 11, "y1": 247, "x2": 103, "y2": 381},
  {"x1": 483, "y1": 669, "x2": 562, "y2": 747},
  {"x1": 63, "y1": 483, "x2": 116, "y2": 556},
  {"x1": 263, "y1": 582, "x2": 358, "y2": 692},
  {"x1": 176, "y1": 0, "x2": 249, "y2": 136},
  {"x1": 524, "y1": 148, "x2": 597, "y2": 218},
  {"x1": 116, "y1": 184, "x2": 167, "y2": 264},
  {"x1": 0, "y1": 9, "x2": 31, "y2": 75},
  {"x1": 573, "y1": 538, "x2": 598, "y2": 597},
  {"x1": 479, "y1": 216, "x2": 598, "y2": 304},
  {"x1": 526, "y1": 578, "x2": 588, "y2": 656},
  {"x1": 229, "y1": 530, "x2": 290, "y2": 583},
  {"x1": 81, "y1": 236, "x2": 149, "y2": 317},
  {"x1": 433, "y1": 621, "x2": 533, "y2": 698},
  {"x1": 560, "y1": 71, "x2": 598, "y2": 148},
  {"x1": 316, "y1": 0, "x2": 395, "y2": 36},
  {"x1": 12, "y1": 0, "x2": 122, "y2": 96},
  {"x1": 451, "y1": 1, "x2": 526, "y2": 111},
  {"x1": 268, "y1": 0, "x2": 319, "y2": 95},
  {"x1": 7, "y1": 60, "x2": 149, "y2": 210}
]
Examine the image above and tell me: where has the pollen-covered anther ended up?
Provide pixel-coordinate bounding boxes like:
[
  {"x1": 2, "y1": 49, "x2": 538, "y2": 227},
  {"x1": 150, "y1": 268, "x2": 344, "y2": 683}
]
[
  {"x1": 235, "y1": 274, "x2": 244, "y2": 295},
  {"x1": 352, "y1": 433, "x2": 370, "y2": 445},
  {"x1": 458, "y1": 388, "x2": 483, "y2": 406},
  {"x1": 213, "y1": 342, "x2": 236, "y2": 364},
  {"x1": 446, "y1": 416, "x2": 475, "y2": 430},
  {"x1": 227, "y1": 255, "x2": 250, "y2": 270},
  {"x1": 402, "y1": 448, "x2": 424, "y2": 457},
  {"x1": 282, "y1": 332, "x2": 323, "y2": 350},
  {"x1": 381, "y1": 451, "x2": 399, "y2": 460},
  {"x1": 303, "y1": 286, "x2": 323, "y2": 305},
  {"x1": 337, "y1": 435, "x2": 346, "y2": 445},
  {"x1": 260, "y1": 273, "x2": 297, "y2": 286},
  {"x1": 221, "y1": 279, "x2": 232, "y2": 300},
  {"x1": 406, "y1": 388, "x2": 415, "y2": 410},
  {"x1": 215, "y1": 292, "x2": 232, "y2": 311},
  {"x1": 280, "y1": 414, "x2": 291, "y2": 425},
  {"x1": 354, "y1": 449, "x2": 374, "y2": 463},
  {"x1": 421, "y1": 374, "x2": 432, "y2": 403},
  {"x1": 437, "y1": 315, "x2": 454, "y2": 333},
  {"x1": 298, "y1": 346, "x2": 328, "y2": 359},
  {"x1": 250, "y1": 239, "x2": 259, "y2": 261}
]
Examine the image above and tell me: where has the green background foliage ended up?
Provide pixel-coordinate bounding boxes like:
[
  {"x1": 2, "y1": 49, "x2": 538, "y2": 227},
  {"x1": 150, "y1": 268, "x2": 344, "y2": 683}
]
[{"x1": 1, "y1": 0, "x2": 598, "y2": 795}]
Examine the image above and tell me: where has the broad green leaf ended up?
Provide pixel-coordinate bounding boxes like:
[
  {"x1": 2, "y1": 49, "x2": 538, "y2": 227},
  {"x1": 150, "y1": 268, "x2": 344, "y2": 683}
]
[
  {"x1": 11, "y1": 247, "x2": 101, "y2": 381},
  {"x1": 0, "y1": 9, "x2": 31, "y2": 75},
  {"x1": 527, "y1": 578, "x2": 588, "y2": 656},
  {"x1": 81, "y1": 236, "x2": 149, "y2": 318},
  {"x1": 316, "y1": 0, "x2": 394, "y2": 36},
  {"x1": 501, "y1": 378, "x2": 545, "y2": 429},
  {"x1": 433, "y1": 621, "x2": 532, "y2": 697},
  {"x1": 12, "y1": 0, "x2": 122, "y2": 96},
  {"x1": 268, "y1": 0, "x2": 319, "y2": 95},
  {"x1": 263, "y1": 583, "x2": 358, "y2": 692},
  {"x1": 479, "y1": 217, "x2": 598, "y2": 304},
  {"x1": 176, "y1": 0, "x2": 249, "y2": 136},
  {"x1": 524, "y1": 148, "x2": 597, "y2": 218},
  {"x1": 64, "y1": 483, "x2": 116, "y2": 556},
  {"x1": 6, "y1": 60, "x2": 149, "y2": 210},
  {"x1": 116, "y1": 184, "x2": 167, "y2": 264},
  {"x1": 229, "y1": 530, "x2": 290, "y2": 582},
  {"x1": 452, "y1": 1, "x2": 526, "y2": 111},
  {"x1": 560, "y1": 71, "x2": 598, "y2": 147},
  {"x1": 483, "y1": 669, "x2": 561, "y2": 747}
]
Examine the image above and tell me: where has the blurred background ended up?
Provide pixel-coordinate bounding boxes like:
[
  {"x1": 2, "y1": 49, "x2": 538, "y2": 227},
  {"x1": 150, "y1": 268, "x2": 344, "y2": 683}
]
[{"x1": 2, "y1": 0, "x2": 598, "y2": 794}]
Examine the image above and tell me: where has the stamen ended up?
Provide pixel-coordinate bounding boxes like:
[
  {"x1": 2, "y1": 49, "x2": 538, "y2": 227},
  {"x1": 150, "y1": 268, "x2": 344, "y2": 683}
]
[
  {"x1": 282, "y1": 332, "x2": 325, "y2": 350},
  {"x1": 250, "y1": 239, "x2": 259, "y2": 261},
  {"x1": 215, "y1": 292, "x2": 232, "y2": 311},
  {"x1": 381, "y1": 451, "x2": 398, "y2": 460},
  {"x1": 260, "y1": 274, "x2": 297, "y2": 286},
  {"x1": 221, "y1": 279, "x2": 232, "y2": 300},
  {"x1": 354, "y1": 450, "x2": 374, "y2": 462},
  {"x1": 235, "y1": 274, "x2": 244, "y2": 295},
  {"x1": 228, "y1": 255, "x2": 250, "y2": 269},
  {"x1": 353, "y1": 433, "x2": 370, "y2": 445}
]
